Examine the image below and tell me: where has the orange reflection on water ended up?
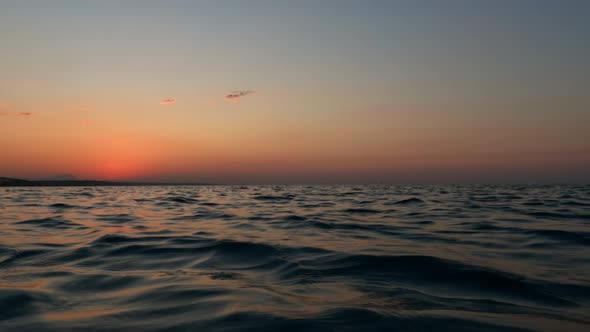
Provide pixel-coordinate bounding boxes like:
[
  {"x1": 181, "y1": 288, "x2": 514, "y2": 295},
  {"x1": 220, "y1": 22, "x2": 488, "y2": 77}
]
[
  {"x1": 0, "y1": 279, "x2": 48, "y2": 290},
  {"x1": 45, "y1": 308, "x2": 123, "y2": 321}
]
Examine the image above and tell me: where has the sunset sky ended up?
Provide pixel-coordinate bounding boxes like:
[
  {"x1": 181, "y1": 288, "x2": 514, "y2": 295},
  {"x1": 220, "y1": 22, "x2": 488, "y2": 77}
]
[{"x1": 1, "y1": 0, "x2": 589, "y2": 184}]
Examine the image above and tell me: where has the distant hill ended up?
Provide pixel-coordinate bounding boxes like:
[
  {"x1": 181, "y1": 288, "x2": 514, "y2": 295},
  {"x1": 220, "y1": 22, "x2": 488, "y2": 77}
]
[
  {"x1": 0, "y1": 177, "x2": 209, "y2": 187},
  {"x1": 0, "y1": 177, "x2": 32, "y2": 186},
  {"x1": 0, "y1": 177, "x2": 119, "y2": 187},
  {"x1": 37, "y1": 174, "x2": 80, "y2": 181}
]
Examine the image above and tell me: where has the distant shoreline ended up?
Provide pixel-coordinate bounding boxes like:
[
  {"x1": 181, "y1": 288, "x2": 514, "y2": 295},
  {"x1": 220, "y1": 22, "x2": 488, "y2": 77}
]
[{"x1": 0, "y1": 177, "x2": 209, "y2": 187}]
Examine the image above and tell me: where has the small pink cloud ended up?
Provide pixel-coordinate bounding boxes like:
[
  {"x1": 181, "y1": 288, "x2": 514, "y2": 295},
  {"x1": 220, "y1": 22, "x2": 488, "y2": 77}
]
[
  {"x1": 225, "y1": 90, "x2": 256, "y2": 102},
  {"x1": 1, "y1": 111, "x2": 33, "y2": 117},
  {"x1": 160, "y1": 98, "x2": 176, "y2": 105},
  {"x1": 0, "y1": 102, "x2": 33, "y2": 117}
]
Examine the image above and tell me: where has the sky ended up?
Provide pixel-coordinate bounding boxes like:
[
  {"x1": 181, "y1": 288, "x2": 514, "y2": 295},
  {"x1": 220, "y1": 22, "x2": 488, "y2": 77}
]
[{"x1": 1, "y1": 0, "x2": 589, "y2": 184}]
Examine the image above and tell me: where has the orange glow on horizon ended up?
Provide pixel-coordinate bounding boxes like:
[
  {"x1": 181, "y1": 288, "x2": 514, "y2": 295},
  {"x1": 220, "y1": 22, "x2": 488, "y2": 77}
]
[
  {"x1": 93, "y1": 161, "x2": 147, "y2": 180},
  {"x1": 63, "y1": 132, "x2": 173, "y2": 181}
]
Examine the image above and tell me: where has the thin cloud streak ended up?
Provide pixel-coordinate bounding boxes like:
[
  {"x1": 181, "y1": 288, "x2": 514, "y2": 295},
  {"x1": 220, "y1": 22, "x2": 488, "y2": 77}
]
[
  {"x1": 160, "y1": 98, "x2": 176, "y2": 105},
  {"x1": 0, "y1": 111, "x2": 33, "y2": 117},
  {"x1": 225, "y1": 90, "x2": 256, "y2": 102}
]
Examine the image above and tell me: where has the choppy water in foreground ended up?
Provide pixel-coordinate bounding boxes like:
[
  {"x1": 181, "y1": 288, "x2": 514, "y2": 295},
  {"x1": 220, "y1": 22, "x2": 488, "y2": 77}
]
[{"x1": 0, "y1": 185, "x2": 589, "y2": 331}]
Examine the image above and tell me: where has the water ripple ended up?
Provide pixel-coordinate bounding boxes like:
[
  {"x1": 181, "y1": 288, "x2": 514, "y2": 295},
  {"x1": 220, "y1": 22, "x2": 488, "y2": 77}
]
[{"x1": 1, "y1": 185, "x2": 589, "y2": 331}]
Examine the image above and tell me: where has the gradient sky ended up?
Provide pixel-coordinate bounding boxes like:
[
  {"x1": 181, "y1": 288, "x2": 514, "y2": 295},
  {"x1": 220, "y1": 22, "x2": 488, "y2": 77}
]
[{"x1": 1, "y1": 0, "x2": 589, "y2": 184}]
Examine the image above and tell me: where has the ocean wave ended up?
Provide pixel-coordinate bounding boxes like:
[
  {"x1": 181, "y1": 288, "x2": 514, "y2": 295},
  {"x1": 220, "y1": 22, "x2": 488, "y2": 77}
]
[{"x1": 1, "y1": 185, "x2": 589, "y2": 331}]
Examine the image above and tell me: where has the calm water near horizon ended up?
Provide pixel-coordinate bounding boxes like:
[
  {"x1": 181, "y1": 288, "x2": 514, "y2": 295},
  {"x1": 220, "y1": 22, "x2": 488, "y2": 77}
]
[{"x1": 1, "y1": 185, "x2": 589, "y2": 331}]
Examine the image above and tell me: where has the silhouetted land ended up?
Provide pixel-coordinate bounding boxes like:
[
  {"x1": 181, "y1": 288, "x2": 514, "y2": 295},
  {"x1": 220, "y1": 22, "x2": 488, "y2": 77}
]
[{"x1": 0, "y1": 177, "x2": 208, "y2": 187}]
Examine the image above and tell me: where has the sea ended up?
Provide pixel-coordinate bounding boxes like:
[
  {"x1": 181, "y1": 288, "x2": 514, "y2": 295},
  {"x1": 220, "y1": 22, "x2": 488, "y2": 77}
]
[{"x1": 0, "y1": 185, "x2": 589, "y2": 331}]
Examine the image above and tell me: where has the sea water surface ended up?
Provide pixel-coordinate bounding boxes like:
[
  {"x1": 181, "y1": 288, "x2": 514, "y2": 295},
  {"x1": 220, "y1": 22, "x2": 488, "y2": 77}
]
[{"x1": 0, "y1": 185, "x2": 589, "y2": 331}]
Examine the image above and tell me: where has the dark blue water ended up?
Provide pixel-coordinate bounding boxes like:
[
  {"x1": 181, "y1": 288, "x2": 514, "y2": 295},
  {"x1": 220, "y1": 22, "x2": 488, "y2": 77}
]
[{"x1": 1, "y1": 185, "x2": 589, "y2": 331}]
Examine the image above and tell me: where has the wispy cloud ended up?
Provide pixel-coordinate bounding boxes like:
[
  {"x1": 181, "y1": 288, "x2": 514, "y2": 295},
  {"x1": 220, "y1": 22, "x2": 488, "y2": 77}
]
[
  {"x1": 160, "y1": 98, "x2": 177, "y2": 105},
  {"x1": 225, "y1": 90, "x2": 256, "y2": 102},
  {"x1": 0, "y1": 111, "x2": 33, "y2": 117},
  {"x1": 0, "y1": 102, "x2": 33, "y2": 117}
]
